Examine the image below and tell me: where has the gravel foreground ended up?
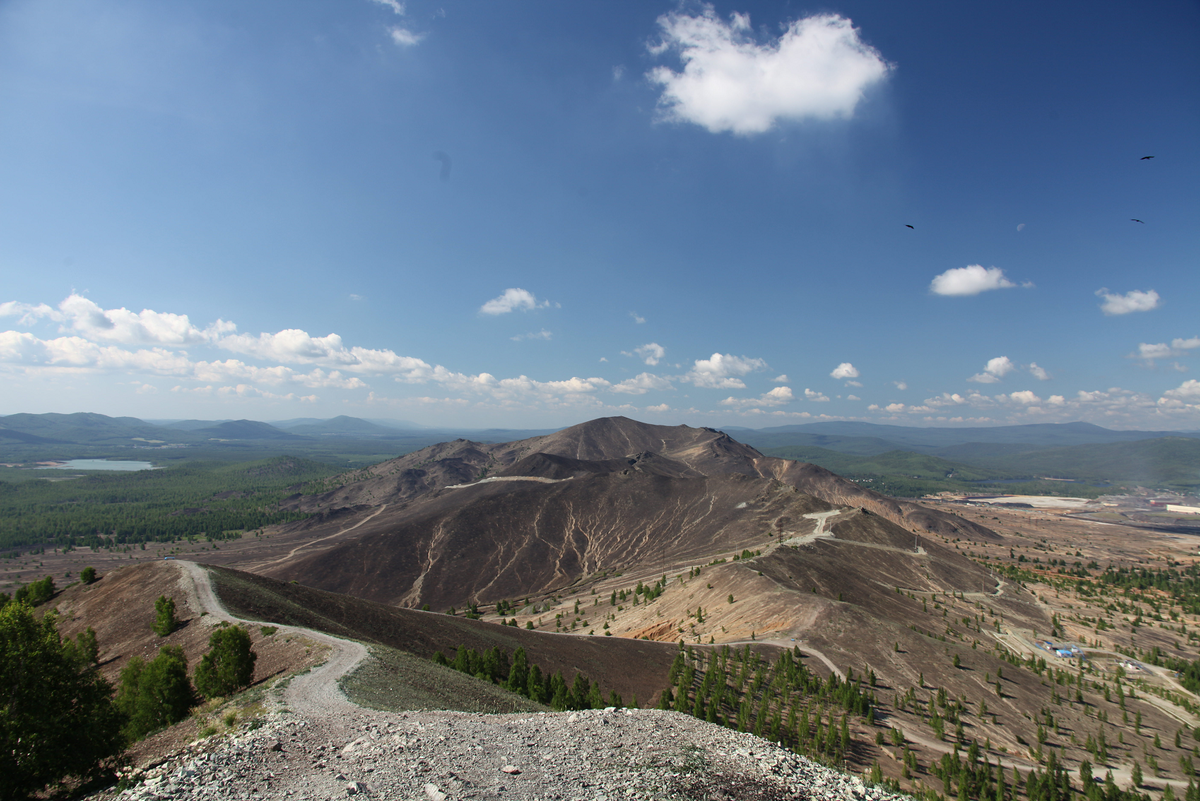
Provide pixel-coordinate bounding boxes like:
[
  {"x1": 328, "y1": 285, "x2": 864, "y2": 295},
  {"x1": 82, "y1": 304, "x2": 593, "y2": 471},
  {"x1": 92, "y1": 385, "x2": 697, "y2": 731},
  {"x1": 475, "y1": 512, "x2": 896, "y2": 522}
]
[{"x1": 114, "y1": 704, "x2": 913, "y2": 801}]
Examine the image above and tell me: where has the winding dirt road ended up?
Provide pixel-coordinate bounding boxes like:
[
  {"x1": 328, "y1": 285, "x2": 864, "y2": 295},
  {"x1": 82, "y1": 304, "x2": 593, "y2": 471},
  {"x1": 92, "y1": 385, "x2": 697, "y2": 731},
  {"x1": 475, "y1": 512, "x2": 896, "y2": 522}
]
[{"x1": 176, "y1": 560, "x2": 368, "y2": 721}]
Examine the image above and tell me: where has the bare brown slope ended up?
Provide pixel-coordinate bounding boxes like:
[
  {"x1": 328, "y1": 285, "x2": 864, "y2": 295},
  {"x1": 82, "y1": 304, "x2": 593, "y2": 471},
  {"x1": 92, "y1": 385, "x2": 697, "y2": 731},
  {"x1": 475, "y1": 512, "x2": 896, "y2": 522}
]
[
  {"x1": 264, "y1": 470, "x2": 833, "y2": 610},
  {"x1": 206, "y1": 564, "x2": 683, "y2": 707},
  {"x1": 286, "y1": 416, "x2": 995, "y2": 543},
  {"x1": 46, "y1": 562, "x2": 321, "y2": 715}
]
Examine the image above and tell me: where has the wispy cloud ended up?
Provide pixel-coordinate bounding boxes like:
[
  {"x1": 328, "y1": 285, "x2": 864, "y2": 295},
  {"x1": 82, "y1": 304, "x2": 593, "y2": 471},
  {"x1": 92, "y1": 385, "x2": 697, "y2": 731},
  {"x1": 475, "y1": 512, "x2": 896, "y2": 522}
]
[
  {"x1": 1096, "y1": 288, "x2": 1160, "y2": 316},
  {"x1": 623, "y1": 342, "x2": 665, "y2": 366},
  {"x1": 511, "y1": 329, "x2": 553, "y2": 342},
  {"x1": 720, "y1": 386, "x2": 793, "y2": 408},
  {"x1": 804, "y1": 388, "x2": 830, "y2": 402},
  {"x1": 369, "y1": 0, "x2": 406, "y2": 14},
  {"x1": 389, "y1": 27, "x2": 424, "y2": 46},
  {"x1": 1029, "y1": 363, "x2": 1052, "y2": 380},
  {"x1": 612, "y1": 373, "x2": 673, "y2": 395},
  {"x1": 647, "y1": 6, "x2": 889, "y2": 135}
]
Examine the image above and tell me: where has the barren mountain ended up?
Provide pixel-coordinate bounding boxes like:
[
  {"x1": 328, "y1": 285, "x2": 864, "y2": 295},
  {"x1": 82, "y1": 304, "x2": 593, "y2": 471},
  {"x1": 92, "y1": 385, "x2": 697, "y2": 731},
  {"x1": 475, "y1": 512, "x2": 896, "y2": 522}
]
[{"x1": 246, "y1": 418, "x2": 1010, "y2": 623}]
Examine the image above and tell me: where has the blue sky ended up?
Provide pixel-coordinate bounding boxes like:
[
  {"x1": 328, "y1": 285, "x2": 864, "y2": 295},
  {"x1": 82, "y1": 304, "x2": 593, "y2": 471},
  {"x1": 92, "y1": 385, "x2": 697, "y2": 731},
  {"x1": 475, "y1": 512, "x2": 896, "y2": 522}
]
[{"x1": 1, "y1": 0, "x2": 1197, "y2": 430}]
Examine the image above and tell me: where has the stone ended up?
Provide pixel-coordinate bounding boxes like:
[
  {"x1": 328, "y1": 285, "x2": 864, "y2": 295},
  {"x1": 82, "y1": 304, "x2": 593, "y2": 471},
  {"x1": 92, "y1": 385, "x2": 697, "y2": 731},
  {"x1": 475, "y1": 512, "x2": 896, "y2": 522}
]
[{"x1": 501, "y1": 765, "x2": 522, "y2": 775}]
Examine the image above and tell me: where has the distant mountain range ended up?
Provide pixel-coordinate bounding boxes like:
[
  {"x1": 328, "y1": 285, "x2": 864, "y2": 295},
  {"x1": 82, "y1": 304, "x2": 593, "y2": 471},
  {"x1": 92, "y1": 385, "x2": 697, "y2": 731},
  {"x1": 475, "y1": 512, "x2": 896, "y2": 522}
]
[
  {"x1": 732, "y1": 420, "x2": 1199, "y2": 454},
  {"x1": 2, "y1": 413, "x2": 1196, "y2": 490}
]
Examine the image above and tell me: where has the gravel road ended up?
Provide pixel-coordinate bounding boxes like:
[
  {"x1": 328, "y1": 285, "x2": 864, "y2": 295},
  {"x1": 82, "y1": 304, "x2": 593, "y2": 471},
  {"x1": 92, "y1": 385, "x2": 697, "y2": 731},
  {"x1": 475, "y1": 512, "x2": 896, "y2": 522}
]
[{"x1": 114, "y1": 562, "x2": 913, "y2": 801}]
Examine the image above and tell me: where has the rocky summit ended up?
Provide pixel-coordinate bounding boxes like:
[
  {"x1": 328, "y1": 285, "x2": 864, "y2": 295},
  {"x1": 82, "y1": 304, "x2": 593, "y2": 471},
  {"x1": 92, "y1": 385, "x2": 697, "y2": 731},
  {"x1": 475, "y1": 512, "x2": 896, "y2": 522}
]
[{"x1": 115, "y1": 705, "x2": 911, "y2": 801}]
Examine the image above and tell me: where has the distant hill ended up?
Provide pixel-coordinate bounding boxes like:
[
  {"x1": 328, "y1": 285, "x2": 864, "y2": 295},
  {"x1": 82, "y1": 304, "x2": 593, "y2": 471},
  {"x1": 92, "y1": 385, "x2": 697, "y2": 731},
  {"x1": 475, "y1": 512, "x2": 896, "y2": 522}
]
[
  {"x1": 738, "y1": 421, "x2": 1198, "y2": 455},
  {"x1": 760, "y1": 445, "x2": 1000, "y2": 483},
  {"x1": 283, "y1": 416, "x2": 415, "y2": 438},
  {"x1": 967, "y1": 436, "x2": 1200, "y2": 489},
  {"x1": 196, "y1": 420, "x2": 305, "y2": 440},
  {"x1": 0, "y1": 412, "x2": 191, "y2": 445}
]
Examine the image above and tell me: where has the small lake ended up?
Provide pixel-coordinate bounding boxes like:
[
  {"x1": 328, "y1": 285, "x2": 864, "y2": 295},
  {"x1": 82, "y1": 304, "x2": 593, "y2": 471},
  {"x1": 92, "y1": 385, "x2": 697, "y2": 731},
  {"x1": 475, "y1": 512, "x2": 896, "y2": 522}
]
[{"x1": 37, "y1": 459, "x2": 156, "y2": 471}]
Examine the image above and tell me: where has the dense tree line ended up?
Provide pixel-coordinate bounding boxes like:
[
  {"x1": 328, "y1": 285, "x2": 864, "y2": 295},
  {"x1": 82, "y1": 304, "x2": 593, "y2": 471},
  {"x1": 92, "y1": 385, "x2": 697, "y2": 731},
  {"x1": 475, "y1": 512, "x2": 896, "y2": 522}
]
[
  {"x1": 0, "y1": 457, "x2": 338, "y2": 551},
  {"x1": 433, "y1": 645, "x2": 624, "y2": 711}
]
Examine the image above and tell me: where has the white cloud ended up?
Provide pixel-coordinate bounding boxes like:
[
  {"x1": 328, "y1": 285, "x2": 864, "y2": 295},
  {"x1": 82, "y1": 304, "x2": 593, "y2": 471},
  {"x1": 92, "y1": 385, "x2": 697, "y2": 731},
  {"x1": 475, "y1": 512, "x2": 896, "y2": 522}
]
[
  {"x1": 511, "y1": 329, "x2": 553, "y2": 342},
  {"x1": 1136, "y1": 337, "x2": 1200, "y2": 364},
  {"x1": 647, "y1": 7, "x2": 889, "y2": 135},
  {"x1": 846, "y1": 394, "x2": 860, "y2": 401},
  {"x1": 830, "y1": 362, "x2": 859, "y2": 380},
  {"x1": 720, "y1": 386, "x2": 793, "y2": 408},
  {"x1": 893, "y1": 381, "x2": 907, "y2": 391},
  {"x1": 1161, "y1": 380, "x2": 1200, "y2": 411},
  {"x1": 11, "y1": 294, "x2": 236, "y2": 346},
  {"x1": 630, "y1": 312, "x2": 646, "y2": 324},
  {"x1": 388, "y1": 27, "x2": 424, "y2": 46},
  {"x1": 612, "y1": 373, "x2": 673, "y2": 395},
  {"x1": 479, "y1": 288, "x2": 551, "y2": 315},
  {"x1": 804, "y1": 388, "x2": 830, "y2": 402},
  {"x1": 626, "y1": 342, "x2": 665, "y2": 366},
  {"x1": 930, "y1": 265, "x2": 1019, "y2": 296},
  {"x1": 646, "y1": 403, "x2": 672, "y2": 413},
  {"x1": 370, "y1": 0, "x2": 406, "y2": 14},
  {"x1": 772, "y1": 374, "x2": 789, "y2": 383},
  {"x1": 968, "y1": 356, "x2": 1015, "y2": 384},
  {"x1": 1096, "y1": 288, "x2": 1160, "y2": 316},
  {"x1": 0, "y1": 301, "x2": 57, "y2": 325},
  {"x1": 1007, "y1": 390, "x2": 1042, "y2": 405},
  {"x1": 684, "y1": 353, "x2": 767, "y2": 388},
  {"x1": 1028, "y1": 363, "x2": 1052, "y2": 380}
]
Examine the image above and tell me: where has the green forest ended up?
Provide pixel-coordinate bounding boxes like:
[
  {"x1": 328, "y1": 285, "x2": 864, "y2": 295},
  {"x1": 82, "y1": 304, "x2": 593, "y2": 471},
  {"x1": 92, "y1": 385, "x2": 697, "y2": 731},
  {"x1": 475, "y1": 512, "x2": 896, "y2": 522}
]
[{"x1": 0, "y1": 457, "x2": 340, "y2": 553}]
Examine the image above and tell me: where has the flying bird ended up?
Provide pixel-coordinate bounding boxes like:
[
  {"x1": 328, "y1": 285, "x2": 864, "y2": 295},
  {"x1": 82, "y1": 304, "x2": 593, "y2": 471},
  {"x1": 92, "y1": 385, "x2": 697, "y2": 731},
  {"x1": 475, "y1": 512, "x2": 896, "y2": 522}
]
[
  {"x1": 432, "y1": 151, "x2": 452, "y2": 181},
  {"x1": 1140, "y1": 156, "x2": 1154, "y2": 160},
  {"x1": 905, "y1": 224, "x2": 914, "y2": 229},
  {"x1": 1131, "y1": 218, "x2": 1145, "y2": 223}
]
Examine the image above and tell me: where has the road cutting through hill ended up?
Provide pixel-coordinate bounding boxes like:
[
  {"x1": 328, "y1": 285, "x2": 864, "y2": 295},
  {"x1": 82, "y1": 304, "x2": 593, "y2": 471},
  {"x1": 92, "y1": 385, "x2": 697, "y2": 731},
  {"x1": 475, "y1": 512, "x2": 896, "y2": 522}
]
[{"x1": 252, "y1": 503, "x2": 389, "y2": 570}]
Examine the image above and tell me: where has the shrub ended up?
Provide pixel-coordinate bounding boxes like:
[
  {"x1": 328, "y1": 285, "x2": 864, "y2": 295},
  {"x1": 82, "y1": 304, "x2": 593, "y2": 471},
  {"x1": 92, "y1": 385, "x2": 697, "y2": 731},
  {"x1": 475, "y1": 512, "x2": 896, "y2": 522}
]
[
  {"x1": 153, "y1": 595, "x2": 178, "y2": 637},
  {"x1": 115, "y1": 646, "x2": 196, "y2": 741},
  {"x1": 15, "y1": 575, "x2": 55, "y2": 606},
  {"x1": 0, "y1": 603, "x2": 124, "y2": 799},
  {"x1": 194, "y1": 625, "x2": 257, "y2": 699},
  {"x1": 80, "y1": 566, "x2": 97, "y2": 585}
]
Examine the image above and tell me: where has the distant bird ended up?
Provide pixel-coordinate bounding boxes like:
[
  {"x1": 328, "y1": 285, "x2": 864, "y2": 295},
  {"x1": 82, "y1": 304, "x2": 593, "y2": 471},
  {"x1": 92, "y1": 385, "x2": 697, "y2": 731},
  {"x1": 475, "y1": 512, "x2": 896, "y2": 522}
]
[
  {"x1": 905, "y1": 224, "x2": 914, "y2": 229},
  {"x1": 1140, "y1": 156, "x2": 1154, "y2": 160},
  {"x1": 1131, "y1": 218, "x2": 1145, "y2": 223},
  {"x1": 432, "y1": 151, "x2": 452, "y2": 182}
]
